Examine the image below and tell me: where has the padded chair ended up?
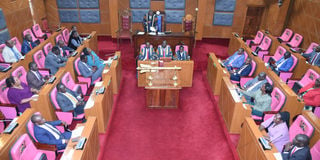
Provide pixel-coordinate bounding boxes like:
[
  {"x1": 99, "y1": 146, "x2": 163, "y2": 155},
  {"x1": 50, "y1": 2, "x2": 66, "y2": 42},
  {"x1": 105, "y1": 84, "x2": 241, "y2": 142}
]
[
  {"x1": 155, "y1": 11, "x2": 166, "y2": 32},
  {"x1": 278, "y1": 54, "x2": 298, "y2": 82},
  {"x1": 32, "y1": 24, "x2": 47, "y2": 41},
  {"x1": 0, "y1": 44, "x2": 6, "y2": 62},
  {"x1": 252, "y1": 36, "x2": 272, "y2": 59},
  {"x1": 116, "y1": 9, "x2": 132, "y2": 48},
  {"x1": 302, "y1": 42, "x2": 318, "y2": 56},
  {"x1": 252, "y1": 87, "x2": 286, "y2": 121},
  {"x1": 11, "y1": 66, "x2": 28, "y2": 84},
  {"x1": 289, "y1": 115, "x2": 314, "y2": 141},
  {"x1": 246, "y1": 31, "x2": 264, "y2": 47},
  {"x1": 55, "y1": 34, "x2": 65, "y2": 45},
  {"x1": 10, "y1": 37, "x2": 22, "y2": 53},
  {"x1": 284, "y1": 33, "x2": 303, "y2": 48},
  {"x1": 287, "y1": 69, "x2": 320, "y2": 89},
  {"x1": 50, "y1": 87, "x2": 85, "y2": 125},
  {"x1": 0, "y1": 79, "x2": 10, "y2": 103},
  {"x1": 74, "y1": 57, "x2": 101, "y2": 87},
  {"x1": 0, "y1": 78, "x2": 19, "y2": 119},
  {"x1": 23, "y1": 28, "x2": 41, "y2": 43},
  {"x1": 231, "y1": 60, "x2": 257, "y2": 84},
  {"x1": 175, "y1": 45, "x2": 189, "y2": 54},
  {"x1": 33, "y1": 50, "x2": 46, "y2": 69},
  {"x1": 314, "y1": 107, "x2": 320, "y2": 118},
  {"x1": 139, "y1": 44, "x2": 155, "y2": 59},
  {"x1": 182, "y1": 14, "x2": 194, "y2": 32},
  {"x1": 43, "y1": 42, "x2": 53, "y2": 56},
  {"x1": 10, "y1": 134, "x2": 56, "y2": 160},
  {"x1": 277, "y1": 28, "x2": 293, "y2": 43},
  {"x1": 311, "y1": 140, "x2": 320, "y2": 160},
  {"x1": 61, "y1": 72, "x2": 88, "y2": 95},
  {"x1": 263, "y1": 46, "x2": 287, "y2": 63},
  {"x1": 62, "y1": 29, "x2": 70, "y2": 44}
]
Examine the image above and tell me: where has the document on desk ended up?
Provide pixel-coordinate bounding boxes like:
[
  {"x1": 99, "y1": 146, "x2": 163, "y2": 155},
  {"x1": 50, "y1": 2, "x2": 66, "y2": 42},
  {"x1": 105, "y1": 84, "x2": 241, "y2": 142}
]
[
  {"x1": 71, "y1": 126, "x2": 85, "y2": 139},
  {"x1": 230, "y1": 89, "x2": 241, "y2": 102},
  {"x1": 137, "y1": 32, "x2": 145, "y2": 35},
  {"x1": 95, "y1": 81, "x2": 103, "y2": 87},
  {"x1": 103, "y1": 69, "x2": 109, "y2": 74},
  {"x1": 61, "y1": 149, "x2": 75, "y2": 160},
  {"x1": 85, "y1": 94, "x2": 95, "y2": 109},
  {"x1": 273, "y1": 152, "x2": 283, "y2": 160}
]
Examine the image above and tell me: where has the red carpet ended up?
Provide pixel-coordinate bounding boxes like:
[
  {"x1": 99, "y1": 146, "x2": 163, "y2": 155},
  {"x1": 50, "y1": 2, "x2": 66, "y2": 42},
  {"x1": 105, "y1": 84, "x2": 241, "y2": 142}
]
[{"x1": 96, "y1": 37, "x2": 238, "y2": 160}]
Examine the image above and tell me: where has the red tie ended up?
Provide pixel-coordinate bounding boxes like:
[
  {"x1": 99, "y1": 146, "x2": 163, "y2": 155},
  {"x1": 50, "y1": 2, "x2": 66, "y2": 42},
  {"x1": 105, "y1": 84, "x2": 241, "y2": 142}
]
[
  {"x1": 29, "y1": 42, "x2": 32, "y2": 49},
  {"x1": 291, "y1": 147, "x2": 297, "y2": 156}
]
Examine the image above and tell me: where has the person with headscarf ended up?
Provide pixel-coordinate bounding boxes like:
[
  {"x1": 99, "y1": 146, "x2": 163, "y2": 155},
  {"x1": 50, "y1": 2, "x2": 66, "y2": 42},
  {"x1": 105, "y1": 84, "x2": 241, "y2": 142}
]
[{"x1": 259, "y1": 112, "x2": 290, "y2": 151}]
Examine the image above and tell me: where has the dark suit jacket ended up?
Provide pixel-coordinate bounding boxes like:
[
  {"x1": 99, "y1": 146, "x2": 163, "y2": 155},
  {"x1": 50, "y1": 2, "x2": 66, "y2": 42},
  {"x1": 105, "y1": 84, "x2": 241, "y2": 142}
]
[
  {"x1": 21, "y1": 40, "x2": 37, "y2": 55},
  {"x1": 34, "y1": 120, "x2": 65, "y2": 145},
  {"x1": 176, "y1": 50, "x2": 188, "y2": 60},
  {"x1": 45, "y1": 52, "x2": 67, "y2": 74},
  {"x1": 281, "y1": 147, "x2": 312, "y2": 160},
  {"x1": 57, "y1": 88, "x2": 80, "y2": 112},
  {"x1": 230, "y1": 63, "x2": 252, "y2": 81},
  {"x1": 27, "y1": 70, "x2": 45, "y2": 90}
]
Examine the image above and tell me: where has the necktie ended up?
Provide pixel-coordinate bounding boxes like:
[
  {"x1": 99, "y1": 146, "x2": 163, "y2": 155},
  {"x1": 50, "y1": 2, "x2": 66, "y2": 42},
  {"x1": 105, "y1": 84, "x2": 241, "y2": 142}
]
[
  {"x1": 237, "y1": 65, "x2": 248, "y2": 74},
  {"x1": 34, "y1": 71, "x2": 43, "y2": 81},
  {"x1": 291, "y1": 147, "x2": 297, "y2": 156},
  {"x1": 10, "y1": 48, "x2": 20, "y2": 60},
  {"x1": 29, "y1": 42, "x2": 33, "y2": 49},
  {"x1": 310, "y1": 53, "x2": 319, "y2": 65}
]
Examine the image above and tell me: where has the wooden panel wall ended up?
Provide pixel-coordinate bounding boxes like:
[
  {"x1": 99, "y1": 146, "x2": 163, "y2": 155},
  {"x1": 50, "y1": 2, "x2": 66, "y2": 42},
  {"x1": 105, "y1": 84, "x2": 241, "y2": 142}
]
[
  {"x1": 287, "y1": 0, "x2": 320, "y2": 49},
  {"x1": 0, "y1": 0, "x2": 34, "y2": 42},
  {"x1": 44, "y1": 0, "x2": 111, "y2": 35}
]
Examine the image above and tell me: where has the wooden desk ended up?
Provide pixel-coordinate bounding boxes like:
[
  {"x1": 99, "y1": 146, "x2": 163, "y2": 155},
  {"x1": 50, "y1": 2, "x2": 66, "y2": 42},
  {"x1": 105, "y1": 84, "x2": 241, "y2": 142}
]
[
  {"x1": 0, "y1": 27, "x2": 65, "y2": 81},
  {"x1": 0, "y1": 108, "x2": 35, "y2": 160},
  {"x1": 302, "y1": 110, "x2": 320, "y2": 147},
  {"x1": 85, "y1": 74, "x2": 113, "y2": 133},
  {"x1": 206, "y1": 53, "x2": 230, "y2": 95},
  {"x1": 61, "y1": 117, "x2": 99, "y2": 160},
  {"x1": 228, "y1": 33, "x2": 242, "y2": 56},
  {"x1": 137, "y1": 60, "x2": 194, "y2": 87},
  {"x1": 237, "y1": 117, "x2": 278, "y2": 160},
  {"x1": 219, "y1": 77, "x2": 251, "y2": 134},
  {"x1": 133, "y1": 32, "x2": 194, "y2": 57},
  {"x1": 110, "y1": 51, "x2": 122, "y2": 94}
]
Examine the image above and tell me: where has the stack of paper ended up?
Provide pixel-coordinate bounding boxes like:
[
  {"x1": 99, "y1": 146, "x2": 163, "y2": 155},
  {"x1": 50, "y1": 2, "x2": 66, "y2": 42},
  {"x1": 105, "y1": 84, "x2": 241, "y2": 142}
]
[{"x1": 71, "y1": 126, "x2": 85, "y2": 139}]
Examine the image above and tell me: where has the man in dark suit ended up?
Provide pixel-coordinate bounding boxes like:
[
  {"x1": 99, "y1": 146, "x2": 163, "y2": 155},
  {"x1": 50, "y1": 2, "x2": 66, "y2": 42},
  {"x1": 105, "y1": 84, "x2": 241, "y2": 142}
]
[
  {"x1": 230, "y1": 58, "x2": 253, "y2": 82},
  {"x1": 45, "y1": 46, "x2": 67, "y2": 74},
  {"x1": 31, "y1": 114, "x2": 71, "y2": 150},
  {"x1": 26, "y1": 62, "x2": 47, "y2": 90},
  {"x1": 269, "y1": 51, "x2": 294, "y2": 75},
  {"x1": 282, "y1": 134, "x2": 312, "y2": 160},
  {"x1": 175, "y1": 45, "x2": 190, "y2": 61},
  {"x1": 56, "y1": 83, "x2": 85, "y2": 117},
  {"x1": 56, "y1": 40, "x2": 74, "y2": 57},
  {"x1": 302, "y1": 45, "x2": 320, "y2": 67},
  {"x1": 78, "y1": 55, "x2": 104, "y2": 85},
  {"x1": 21, "y1": 34, "x2": 38, "y2": 55}
]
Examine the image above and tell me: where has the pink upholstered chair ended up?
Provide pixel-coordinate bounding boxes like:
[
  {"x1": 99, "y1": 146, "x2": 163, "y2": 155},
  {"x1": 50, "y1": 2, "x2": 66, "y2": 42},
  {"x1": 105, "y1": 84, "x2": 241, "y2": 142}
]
[
  {"x1": 43, "y1": 42, "x2": 53, "y2": 56},
  {"x1": 287, "y1": 69, "x2": 320, "y2": 88},
  {"x1": 0, "y1": 79, "x2": 10, "y2": 103},
  {"x1": 311, "y1": 140, "x2": 320, "y2": 160},
  {"x1": 49, "y1": 87, "x2": 85, "y2": 125},
  {"x1": 302, "y1": 42, "x2": 319, "y2": 56},
  {"x1": 284, "y1": 33, "x2": 303, "y2": 48},
  {"x1": 0, "y1": 44, "x2": 6, "y2": 62},
  {"x1": 10, "y1": 37, "x2": 22, "y2": 53},
  {"x1": 253, "y1": 36, "x2": 272, "y2": 59},
  {"x1": 61, "y1": 72, "x2": 88, "y2": 95},
  {"x1": 277, "y1": 28, "x2": 293, "y2": 43},
  {"x1": 0, "y1": 121, "x2": 4, "y2": 133},
  {"x1": 11, "y1": 66, "x2": 28, "y2": 84},
  {"x1": 252, "y1": 87, "x2": 286, "y2": 121},
  {"x1": 175, "y1": 45, "x2": 189, "y2": 54},
  {"x1": 263, "y1": 46, "x2": 287, "y2": 63},
  {"x1": 23, "y1": 28, "x2": 41, "y2": 43},
  {"x1": 62, "y1": 29, "x2": 70, "y2": 44},
  {"x1": 314, "y1": 107, "x2": 320, "y2": 118},
  {"x1": 240, "y1": 75, "x2": 273, "y2": 89},
  {"x1": 55, "y1": 34, "x2": 65, "y2": 45},
  {"x1": 10, "y1": 134, "x2": 56, "y2": 160},
  {"x1": 246, "y1": 31, "x2": 264, "y2": 47},
  {"x1": 279, "y1": 54, "x2": 298, "y2": 82},
  {"x1": 0, "y1": 104, "x2": 18, "y2": 120},
  {"x1": 74, "y1": 58, "x2": 101, "y2": 87},
  {"x1": 32, "y1": 24, "x2": 47, "y2": 41},
  {"x1": 33, "y1": 50, "x2": 46, "y2": 69},
  {"x1": 231, "y1": 60, "x2": 256, "y2": 84},
  {"x1": 289, "y1": 115, "x2": 314, "y2": 141}
]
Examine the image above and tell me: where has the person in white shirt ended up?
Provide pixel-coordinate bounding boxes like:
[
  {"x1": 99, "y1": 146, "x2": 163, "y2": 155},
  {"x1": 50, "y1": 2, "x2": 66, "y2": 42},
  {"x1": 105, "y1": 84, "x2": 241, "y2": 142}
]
[{"x1": 2, "y1": 40, "x2": 24, "y2": 63}]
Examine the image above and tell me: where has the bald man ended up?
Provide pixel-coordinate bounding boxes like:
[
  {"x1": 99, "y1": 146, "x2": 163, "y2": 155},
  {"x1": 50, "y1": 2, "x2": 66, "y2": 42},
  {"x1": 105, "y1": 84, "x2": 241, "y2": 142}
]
[
  {"x1": 2, "y1": 40, "x2": 24, "y2": 63},
  {"x1": 281, "y1": 134, "x2": 311, "y2": 160}
]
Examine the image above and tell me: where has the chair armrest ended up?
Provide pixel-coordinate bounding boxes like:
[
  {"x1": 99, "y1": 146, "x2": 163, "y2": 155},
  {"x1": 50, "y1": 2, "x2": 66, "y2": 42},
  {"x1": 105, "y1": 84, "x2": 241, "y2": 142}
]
[
  {"x1": 34, "y1": 142, "x2": 57, "y2": 151},
  {"x1": 239, "y1": 77, "x2": 253, "y2": 88},
  {"x1": 54, "y1": 108, "x2": 73, "y2": 113},
  {"x1": 77, "y1": 76, "x2": 91, "y2": 88},
  {"x1": 263, "y1": 111, "x2": 279, "y2": 114},
  {"x1": 0, "y1": 104, "x2": 18, "y2": 119},
  {"x1": 38, "y1": 69, "x2": 50, "y2": 76}
]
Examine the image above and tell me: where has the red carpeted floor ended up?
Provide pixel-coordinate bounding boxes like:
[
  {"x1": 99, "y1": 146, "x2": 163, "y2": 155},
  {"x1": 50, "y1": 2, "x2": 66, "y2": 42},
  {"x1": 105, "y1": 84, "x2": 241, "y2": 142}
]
[{"x1": 95, "y1": 37, "x2": 239, "y2": 160}]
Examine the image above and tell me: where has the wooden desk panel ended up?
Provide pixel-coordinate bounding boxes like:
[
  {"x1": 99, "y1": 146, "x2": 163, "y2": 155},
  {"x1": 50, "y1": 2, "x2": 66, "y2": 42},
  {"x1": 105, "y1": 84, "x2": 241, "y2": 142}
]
[
  {"x1": 137, "y1": 60, "x2": 194, "y2": 87},
  {"x1": 85, "y1": 75, "x2": 113, "y2": 133},
  {"x1": 237, "y1": 117, "x2": 277, "y2": 160},
  {"x1": 61, "y1": 117, "x2": 99, "y2": 160},
  {"x1": 228, "y1": 33, "x2": 242, "y2": 56},
  {"x1": 219, "y1": 77, "x2": 251, "y2": 134},
  {"x1": 110, "y1": 51, "x2": 122, "y2": 94},
  {"x1": 0, "y1": 108, "x2": 35, "y2": 160},
  {"x1": 206, "y1": 53, "x2": 230, "y2": 95},
  {"x1": 302, "y1": 111, "x2": 320, "y2": 147},
  {"x1": 133, "y1": 32, "x2": 194, "y2": 57}
]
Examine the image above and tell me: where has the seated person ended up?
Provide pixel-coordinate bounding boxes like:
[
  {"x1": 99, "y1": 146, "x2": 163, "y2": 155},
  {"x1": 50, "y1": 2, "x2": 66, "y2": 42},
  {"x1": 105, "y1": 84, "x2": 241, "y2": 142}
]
[
  {"x1": 69, "y1": 25, "x2": 77, "y2": 36},
  {"x1": 230, "y1": 58, "x2": 252, "y2": 82},
  {"x1": 138, "y1": 42, "x2": 158, "y2": 60},
  {"x1": 157, "y1": 40, "x2": 173, "y2": 59},
  {"x1": 45, "y1": 46, "x2": 67, "y2": 74},
  {"x1": 143, "y1": 10, "x2": 157, "y2": 33},
  {"x1": 259, "y1": 112, "x2": 290, "y2": 152},
  {"x1": 269, "y1": 51, "x2": 294, "y2": 75},
  {"x1": 6, "y1": 76, "x2": 38, "y2": 113},
  {"x1": 175, "y1": 45, "x2": 190, "y2": 61},
  {"x1": 56, "y1": 40, "x2": 74, "y2": 57},
  {"x1": 242, "y1": 72, "x2": 268, "y2": 102},
  {"x1": 238, "y1": 83, "x2": 273, "y2": 116},
  {"x1": 223, "y1": 48, "x2": 246, "y2": 71},
  {"x1": 281, "y1": 134, "x2": 312, "y2": 160},
  {"x1": 78, "y1": 55, "x2": 104, "y2": 85},
  {"x1": 2, "y1": 40, "x2": 24, "y2": 63},
  {"x1": 298, "y1": 77, "x2": 320, "y2": 111},
  {"x1": 301, "y1": 45, "x2": 320, "y2": 66},
  {"x1": 68, "y1": 31, "x2": 83, "y2": 50},
  {"x1": 27, "y1": 62, "x2": 50, "y2": 90},
  {"x1": 21, "y1": 34, "x2": 38, "y2": 55},
  {"x1": 31, "y1": 114, "x2": 71, "y2": 150},
  {"x1": 83, "y1": 47, "x2": 105, "y2": 68},
  {"x1": 56, "y1": 83, "x2": 85, "y2": 117}
]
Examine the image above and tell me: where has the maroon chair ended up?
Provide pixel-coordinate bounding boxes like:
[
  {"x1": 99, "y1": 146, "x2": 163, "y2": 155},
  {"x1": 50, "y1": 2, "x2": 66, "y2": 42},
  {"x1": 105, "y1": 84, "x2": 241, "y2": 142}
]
[
  {"x1": 182, "y1": 14, "x2": 194, "y2": 32},
  {"x1": 116, "y1": 9, "x2": 132, "y2": 48}
]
